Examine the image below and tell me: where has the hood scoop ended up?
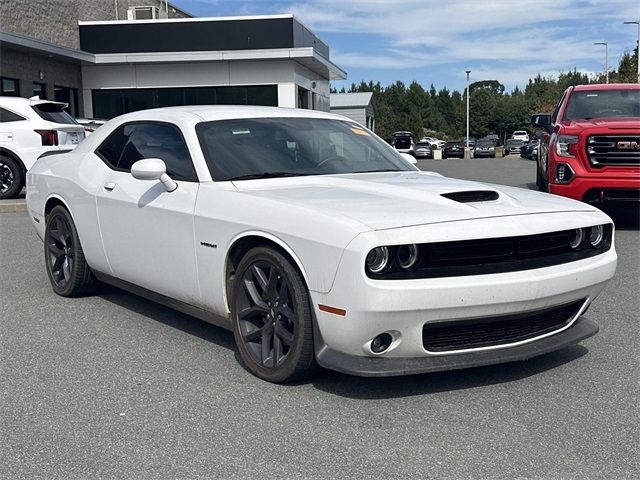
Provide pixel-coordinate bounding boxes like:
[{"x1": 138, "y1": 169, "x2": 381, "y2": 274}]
[{"x1": 441, "y1": 190, "x2": 499, "y2": 203}]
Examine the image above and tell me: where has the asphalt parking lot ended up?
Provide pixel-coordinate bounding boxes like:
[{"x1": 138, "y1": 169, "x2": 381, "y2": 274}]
[{"x1": 1, "y1": 158, "x2": 638, "y2": 479}]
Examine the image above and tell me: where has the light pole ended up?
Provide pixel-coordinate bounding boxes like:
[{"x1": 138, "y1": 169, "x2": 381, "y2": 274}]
[
  {"x1": 465, "y1": 70, "x2": 471, "y2": 154},
  {"x1": 623, "y1": 20, "x2": 640, "y2": 83},
  {"x1": 594, "y1": 41, "x2": 609, "y2": 83}
]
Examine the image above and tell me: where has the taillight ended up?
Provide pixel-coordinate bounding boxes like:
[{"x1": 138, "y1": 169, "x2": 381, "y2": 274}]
[{"x1": 34, "y1": 129, "x2": 58, "y2": 146}]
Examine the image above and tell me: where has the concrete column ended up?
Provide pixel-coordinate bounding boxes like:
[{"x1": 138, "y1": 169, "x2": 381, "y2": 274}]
[{"x1": 277, "y1": 83, "x2": 296, "y2": 108}]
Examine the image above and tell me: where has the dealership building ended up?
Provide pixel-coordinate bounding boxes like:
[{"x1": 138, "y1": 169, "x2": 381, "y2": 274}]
[{"x1": 0, "y1": 0, "x2": 346, "y2": 119}]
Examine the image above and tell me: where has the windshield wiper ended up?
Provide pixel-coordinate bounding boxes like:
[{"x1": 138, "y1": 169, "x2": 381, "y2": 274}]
[{"x1": 229, "y1": 172, "x2": 313, "y2": 181}]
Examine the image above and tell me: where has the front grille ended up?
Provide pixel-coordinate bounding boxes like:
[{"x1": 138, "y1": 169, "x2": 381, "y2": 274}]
[
  {"x1": 587, "y1": 135, "x2": 640, "y2": 167},
  {"x1": 422, "y1": 299, "x2": 585, "y2": 352},
  {"x1": 442, "y1": 190, "x2": 499, "y2": 203}
]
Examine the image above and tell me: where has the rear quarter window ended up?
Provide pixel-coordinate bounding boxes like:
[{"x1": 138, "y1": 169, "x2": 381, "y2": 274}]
[{"x1": 0, "y1": 107, "x2": 26, "y2": 123}]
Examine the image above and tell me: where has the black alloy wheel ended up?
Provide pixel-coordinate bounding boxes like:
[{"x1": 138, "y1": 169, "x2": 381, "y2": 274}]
[
  {"x1": 232, "y1": 247, "x2": 316, "y2": 383},
  {"x1": 45, "y1": 206, "x2": 97, "y2": 297},
  {"x1": 0, "y1": 155, "x2": 23, "y2": 200}
]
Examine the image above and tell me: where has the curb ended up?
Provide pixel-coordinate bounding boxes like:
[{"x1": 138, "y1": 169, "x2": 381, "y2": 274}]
[{"x1": 0, "y1": 199, "x2": 27, "y2": 213}]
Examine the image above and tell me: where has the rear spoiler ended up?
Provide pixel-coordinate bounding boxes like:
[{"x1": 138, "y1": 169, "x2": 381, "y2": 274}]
[{"x1": 29, "y1": 96, "x2": 68, "y2": 109}]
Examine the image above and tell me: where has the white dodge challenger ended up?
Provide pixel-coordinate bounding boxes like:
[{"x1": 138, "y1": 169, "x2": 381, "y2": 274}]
[{"x1": 26, "y1": 106, "x2": 617, "y2": 383}]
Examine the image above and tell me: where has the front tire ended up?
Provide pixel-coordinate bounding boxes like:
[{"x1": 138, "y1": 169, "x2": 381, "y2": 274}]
[
  {"x1": 0, "y1": 155, "x2": 23, "y2": 200},
  {"x1": 45, "y1": 206, "x2": 97, "y2": 297},
  {"x1": 231, "y1": 247, "x2": 316, "y2": 383}
]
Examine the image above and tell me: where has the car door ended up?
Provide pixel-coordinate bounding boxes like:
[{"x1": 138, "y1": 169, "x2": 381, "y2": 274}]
[{"x1": 95, "y1": 121, "x2": 202, "y2": 306}]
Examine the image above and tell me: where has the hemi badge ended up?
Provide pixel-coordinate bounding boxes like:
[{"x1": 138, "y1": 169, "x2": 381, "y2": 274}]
[
  {"x1": 318, "y1": 304, "x2": 346, "y2": 316},
  {"x1": 33, "y1": 217, "x2": 40, "y2": 223}
]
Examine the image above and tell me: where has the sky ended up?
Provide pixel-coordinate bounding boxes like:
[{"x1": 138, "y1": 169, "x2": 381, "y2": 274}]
[{"x1": 173, "y1": 0, "x2": 640, "y2": 93}]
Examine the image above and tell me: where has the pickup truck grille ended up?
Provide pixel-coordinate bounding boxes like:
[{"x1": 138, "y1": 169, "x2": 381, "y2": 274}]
[
  {"x1": 422, "y1": 299, "x2": 585, "y2": 352},
  {"x1": 586, "y1": 135, "x2": 640, "y2": 167}
]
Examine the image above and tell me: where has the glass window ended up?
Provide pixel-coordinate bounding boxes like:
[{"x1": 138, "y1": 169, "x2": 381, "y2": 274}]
[
  {"x1": 117, "y1": 123, "x2": 197, "y2": 181},
  {"x1": 54, "y1": 86, "x2": 79, "y2": 117},
  {"x1": 96, "y1": 124, "x2": 136, "y2": 168},
  {"x1": 196, "y1": 117, "x2": 413, "y2": 181},
  {"x1": 0, "y1": 107, "x2": 26, "y2": 123},
  {"x1": 31, "y1": 103, "x2": 78, "y2": 124},
  {"x1": 1, "y1": 77, "x2": 20, "y2": 97},
  {"x1": 93, "y1": 90, "x2": 124, "y2": 119},
  {"x1": 563, "y1": 89, "x2": 640, "y2": 120},
  {"x1": 33, "y1": 82, "x2": 47, "y2": 99}
]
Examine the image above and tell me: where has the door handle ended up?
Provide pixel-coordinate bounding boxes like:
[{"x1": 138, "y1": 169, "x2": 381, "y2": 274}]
[{"x1": 103, "y1": 182, "x2": 116, "y2": 192}]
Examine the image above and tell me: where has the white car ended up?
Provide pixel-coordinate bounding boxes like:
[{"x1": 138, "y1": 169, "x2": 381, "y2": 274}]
[
  {"x1": 512, "y1": 130, "x2": 530, "y2": 142},
  {"x1": 27, "y1": 106, "x2": 617, "y2": 383},
  {"x1": 0, "y1": 96, "x2": 85, "y2": 199}
]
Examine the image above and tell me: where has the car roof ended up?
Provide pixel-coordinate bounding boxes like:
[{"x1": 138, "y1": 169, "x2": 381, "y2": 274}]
[
  {"x1": 572, "y1": 83, "x2": 640, "y2": 92},
  {"x1": 110, "y1": 105, "x2": 349, "y2": 124}
]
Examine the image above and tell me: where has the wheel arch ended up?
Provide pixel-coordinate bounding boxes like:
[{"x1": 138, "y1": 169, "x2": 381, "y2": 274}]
[
  {"x1": 44, "y1": 194, "x2": 74, "y2": 220},
  {"x1": 224, "y1": 232, "x2": 310, "y2": 312},
  {"x1": 0, "y1": 147, "x2": 25, "y2": 172}
]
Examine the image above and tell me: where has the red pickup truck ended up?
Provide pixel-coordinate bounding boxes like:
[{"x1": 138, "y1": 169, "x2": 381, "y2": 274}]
[{"x1": 532, "y1": 84, "x2": 640, "y2": 207}]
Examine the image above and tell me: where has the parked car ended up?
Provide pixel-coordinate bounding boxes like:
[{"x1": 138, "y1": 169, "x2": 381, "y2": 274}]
[
  {"x1": 520, "y1": 139, "x2": 540, "y2": 160},
  {"x1": 483, "y1": 134, "x2": 502, "y2": 146},
  {"x1": 413, "y1": 141, "x2": 434, "y2": 159},
  {"x1": 473, "y1": 139, "x2": 496, "y2": 158},
  {"x1": 27, "y1": 106, "x2": 616, "y2": 383},
  {"x1": 76, "y1": 117, "x2": 107, "y2": 136},
  {"x1": 421, "y1": 136, "x2": 446, "y2": 149},
  {"x1": 504, "y1": 139, "x2": 525, "y2": 156},
  {"x1": 0, "y1": 96, "x2": 85, "y2": 199},
  {"x1": 463, "y1": 137, "x2": 477, "y2": 149},
  {"x1": 511, "y1": 130, "x2": 530, "y2": 142},
  {"x1": 444, "y1": 140, "x2": 465, "y2": 158},
  {"x1": 532, "y1": 83, "x2": 640, "y2": 205},
  {"x1": 392, "y1": 131, "x2": 414, "y2": 155}
]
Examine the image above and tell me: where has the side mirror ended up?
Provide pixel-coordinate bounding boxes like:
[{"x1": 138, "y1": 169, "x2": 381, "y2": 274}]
[
  {"x1": 131, "y1": 158, "x2": 177, "y2": 192},
  {"x1": 531, "y1": 113, "x2": 551, "y2": 132},
  {"x1": 399, "y1": 152, "x2": 418, "y2": 166}
]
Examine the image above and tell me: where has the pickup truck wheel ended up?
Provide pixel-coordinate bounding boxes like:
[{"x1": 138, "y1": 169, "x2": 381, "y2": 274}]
[
  {"x1": 231, "y1": 247, "x2": 317, "y2": 383},
  {"x1": 0, "y1": 155, "x2": 23, "y2": 200}
]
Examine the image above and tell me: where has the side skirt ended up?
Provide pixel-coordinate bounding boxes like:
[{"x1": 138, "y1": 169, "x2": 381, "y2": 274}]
[{"x1": 93, "y1": 271, "x2": 232, "y2": 331}]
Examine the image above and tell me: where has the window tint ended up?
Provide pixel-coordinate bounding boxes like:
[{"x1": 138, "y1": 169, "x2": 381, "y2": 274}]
[
  {"x1": 0, "y1": 107, "x2": 26, "y2": 123},
  {"x1": 32, "y1": 103, "x2": 77, "y2": 124},
  {"x1": 118, "y1": 123, "x2": 197, "y2": 181},
  {"x1": 96, "y1": 124, "x2": 135, "y2": 168}
]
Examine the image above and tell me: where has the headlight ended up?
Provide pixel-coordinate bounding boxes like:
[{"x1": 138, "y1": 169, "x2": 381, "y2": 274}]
[
  {"x1": 589, "y1": 225, "x2": 605, "y2": 248},
  {"x1": 366, "y1": 246, "x2": 391, "y2": 274},
  {"x1": 555, "y1": 135, "x2": 579, "y2": 157},
  {"x1": 568, "y1": 228, "x2": 585, "y2": 249},
  {"x1": 397, "y1": 244, "x2": 419, "y2": 270}
]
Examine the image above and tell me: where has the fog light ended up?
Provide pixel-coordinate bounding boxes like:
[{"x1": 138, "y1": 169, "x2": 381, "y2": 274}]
[
  {"x1": 568, "y1": 228, "x2": 585, "y2": 249},
  {"x1": 397, "y1": 244, "x2": 419, "y2": 270},
  {"x1": 366, "y1": 246, "x2": 391, "y2": 274},
  {"x1": 555, "y1": 163, "x2": 575, "y2": 184},
  {"x1": 589, "y1": 225, "x2": 605, "y2": 248},
  {"x1": 371, "y1": 333, "x2": 393, "y2": 353}
]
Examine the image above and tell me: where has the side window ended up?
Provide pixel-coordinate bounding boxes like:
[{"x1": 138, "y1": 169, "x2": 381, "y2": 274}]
[
  {"x1": 117, "y1": 123, "x2": 197, "y2": 181},
  {"x1": 0, "y1": 107, "x2": 26, "y2": 123},
  {"x1": 95, "y1": 124, "x2": 135, "y2": 168}
]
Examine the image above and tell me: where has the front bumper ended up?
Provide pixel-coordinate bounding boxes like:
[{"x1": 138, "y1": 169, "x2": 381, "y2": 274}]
[
  {"x1": 316, "y1": 316, "x2": 598, "y2": 376},
  {"x1": 310, "y1": 212, "x2": 616, "y2": 374},
  {"x1": 550, "y1": 175, "x2": 640, "y2": 203}
]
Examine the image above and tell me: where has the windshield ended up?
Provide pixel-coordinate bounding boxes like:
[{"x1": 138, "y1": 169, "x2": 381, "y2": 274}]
[
  {"x1": 506, "y1": 140, "x2": 524, "y2": 146},
  {"x1": 476, "y1": 141, "x2": 493, "y2": 147},
  {"x1": 563, "y1": 89, "x2": 640, "y2": 120},
  {"x1": 196, "y1": 117, "x2": 413, "y2": 181}
]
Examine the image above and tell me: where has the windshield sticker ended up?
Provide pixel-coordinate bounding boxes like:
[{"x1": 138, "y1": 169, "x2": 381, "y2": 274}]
[
  {"x1": 232, "y1": 128, "x2": 251, "y2": 135},
  {"x1": 351, "y1": 127, "x2": 370, "y2": 136}
]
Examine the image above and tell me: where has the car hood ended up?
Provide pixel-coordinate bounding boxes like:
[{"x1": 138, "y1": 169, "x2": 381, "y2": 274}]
[
  {"x1": 561, "y1": 117, "x2": 640, "y2": 131},
  {"x1": 231, "y1": 171, "x2": 596, "y2": 231}
]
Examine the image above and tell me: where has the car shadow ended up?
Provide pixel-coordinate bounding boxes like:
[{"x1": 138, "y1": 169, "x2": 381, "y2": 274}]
[
  {"x1": 98, "y1": 285, "x2": 236, "y2": 351},
  {"x1": 97, "y1": 284, "x2": 589, "y2": 398}
]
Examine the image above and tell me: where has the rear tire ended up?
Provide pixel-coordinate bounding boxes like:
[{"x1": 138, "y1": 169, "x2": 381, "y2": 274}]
[
  {"x1": 45, "y1": 206, "x2": 97, "y2": 297},
  {"x1": 231, "y1": 247, "x2": 316, "y2": 383},
  {"x1": 0, "y1": 155, "x2": 23, "y2": 200}
]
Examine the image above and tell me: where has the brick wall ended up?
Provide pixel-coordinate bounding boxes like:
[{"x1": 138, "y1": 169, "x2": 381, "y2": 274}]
[
  {"x1": 0, "y1": 47, "x2": 84, "y2": 114},
  {"x1": 0, "y1": 0, "x2": 190, "y2": 50}
]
